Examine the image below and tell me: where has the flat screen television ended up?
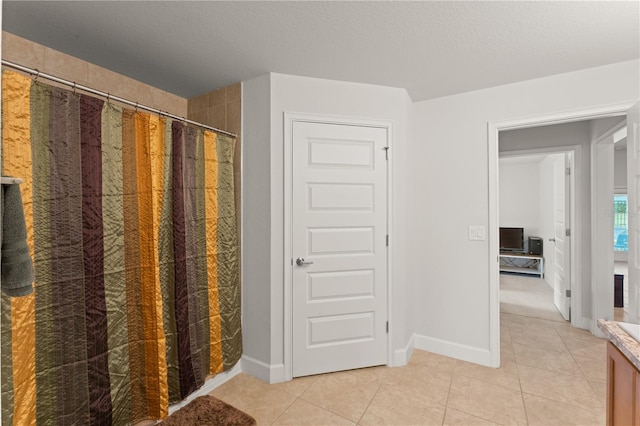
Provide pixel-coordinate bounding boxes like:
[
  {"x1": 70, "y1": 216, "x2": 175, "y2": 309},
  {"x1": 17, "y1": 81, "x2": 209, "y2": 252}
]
[{"x1": 500, "y1": 227, "x2": 524, "y2": 252}]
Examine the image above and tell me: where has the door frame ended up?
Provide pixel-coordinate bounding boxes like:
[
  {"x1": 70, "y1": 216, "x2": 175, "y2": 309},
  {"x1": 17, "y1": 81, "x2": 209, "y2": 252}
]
[
  {"x1": 488, "y1": 102, "x2": 635, "y2": 367},
  {"x1": 283, "y1": 112, "x2": 393, "y2": 381},
  {"x1": 591, "y1": 121, "x2": 627, "y2": 332}
]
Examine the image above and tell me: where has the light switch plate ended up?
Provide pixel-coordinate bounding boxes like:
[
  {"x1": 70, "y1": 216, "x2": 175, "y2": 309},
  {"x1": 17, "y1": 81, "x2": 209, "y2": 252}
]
[{"x1": 469, "y1": 225, "x2": 486, "y2": 241}]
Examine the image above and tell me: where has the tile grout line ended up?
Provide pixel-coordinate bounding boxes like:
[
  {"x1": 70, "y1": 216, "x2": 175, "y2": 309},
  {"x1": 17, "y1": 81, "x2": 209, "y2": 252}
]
[
  {"x1": 509, "y1": 312, "x2": 604, "y2": 423},
  {"x1": 354, "y1": 382, "x2": 381, "y2": 425},
  {"x1": 296, "y1": 384, "x2": 364, "y2": 425},
  {"x1": 555, "y1": 324, "x2": 607, "y2": 411},
  {"x1": 267, "y1": 390, "x2": 299, "y2": 425},
  {"x1": 509, "y1": 312, "x2": 560, "y2": 425},
  {"x1": 440, "y1": 362, "x2": 456, "y2": 425},
  {"x1": 444, "y1": 360, "x2": 513, "y2": 425},
  {"x1": 514, "y1": 320, "x2": 531, "y2": 425}
]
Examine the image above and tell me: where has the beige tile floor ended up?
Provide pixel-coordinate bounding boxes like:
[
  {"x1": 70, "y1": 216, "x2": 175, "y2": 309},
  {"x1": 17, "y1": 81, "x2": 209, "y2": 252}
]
[{"x1": 210, "y1": 277, "x2": 607, "y2": 425}]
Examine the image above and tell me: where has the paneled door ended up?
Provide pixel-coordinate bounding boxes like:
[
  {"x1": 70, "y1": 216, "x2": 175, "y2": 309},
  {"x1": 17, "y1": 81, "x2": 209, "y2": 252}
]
[{"x1": 291, "y1": 120, "x2": 388, "y2": 377}]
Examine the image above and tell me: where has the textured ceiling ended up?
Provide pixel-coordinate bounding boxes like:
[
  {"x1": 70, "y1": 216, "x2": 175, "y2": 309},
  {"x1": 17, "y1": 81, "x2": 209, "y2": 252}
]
[{"x1": 3, "y1": 1, "x2": 639, "y2": 101}]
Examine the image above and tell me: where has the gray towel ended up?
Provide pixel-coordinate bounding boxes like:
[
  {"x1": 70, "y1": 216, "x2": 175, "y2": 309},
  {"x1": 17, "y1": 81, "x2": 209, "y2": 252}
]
[{"x1": 1, "y1": 182, "x2": 34, "y2": 297}]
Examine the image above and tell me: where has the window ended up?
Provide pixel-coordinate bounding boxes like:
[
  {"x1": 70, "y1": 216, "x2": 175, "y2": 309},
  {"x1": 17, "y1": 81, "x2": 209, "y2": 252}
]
[{"x1": 614, "y1": 194, "x2": 628, "y2": 252}]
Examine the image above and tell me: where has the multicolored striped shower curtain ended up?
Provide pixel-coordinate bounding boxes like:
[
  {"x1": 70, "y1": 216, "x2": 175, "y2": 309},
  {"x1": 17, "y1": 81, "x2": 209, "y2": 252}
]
[{"x1": 1, "y1": 70, "x2": 242, "y2": 425}]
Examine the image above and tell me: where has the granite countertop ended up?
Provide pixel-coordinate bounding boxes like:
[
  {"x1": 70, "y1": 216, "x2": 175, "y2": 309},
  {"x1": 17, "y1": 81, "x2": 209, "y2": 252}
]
[{"x1": 598, "y1": 319, "x2": 640, "y2": 371}]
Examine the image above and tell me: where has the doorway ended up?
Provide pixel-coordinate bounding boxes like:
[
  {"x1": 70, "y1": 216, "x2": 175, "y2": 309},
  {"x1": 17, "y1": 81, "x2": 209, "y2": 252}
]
[
  {"x1": 592, "y1": 120, "x2": 628, "y2": 326},
  {"x1": 498, "y1": 151, "x2": 574, "y2": 323},
  {"x1": 487, "y1": 102, "x2": 636, "y2": 367},
  {"x1": 613, "y1": 127, "x2": 631, "y2": 321},
  {"x1": 592, "y1": 119, "x2": 640, "y2": 325}
]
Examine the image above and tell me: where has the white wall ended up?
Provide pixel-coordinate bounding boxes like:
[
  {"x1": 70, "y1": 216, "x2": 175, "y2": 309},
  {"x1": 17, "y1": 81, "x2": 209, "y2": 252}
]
[
  {"x1": 241, "y1": 74, "x2": 272, "y2": 367},
  {"x1": 242, "y1": 73, "x2": 412, "y2": 381},
  {"x1": 615, "y1": 147, "x2": 628, "y2": 190},
  {"x1": 410, "y1": 60, "x2": 639, "y2": 365},
  {"x1": 591, "y1": 116, "x2": 627, "y2": 192},
  {"x1": 592, "y1": 116, "x2": 626, "y2": 141},
  {"x1": 499, "y1": 160, "x2": 541, "y2": 237}
]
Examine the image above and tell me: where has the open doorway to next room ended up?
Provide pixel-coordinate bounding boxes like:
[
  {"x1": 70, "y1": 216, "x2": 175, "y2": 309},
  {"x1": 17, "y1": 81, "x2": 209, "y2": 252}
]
[{"x1": 499, "y1": 152, "x2": 571, "y2": 324}]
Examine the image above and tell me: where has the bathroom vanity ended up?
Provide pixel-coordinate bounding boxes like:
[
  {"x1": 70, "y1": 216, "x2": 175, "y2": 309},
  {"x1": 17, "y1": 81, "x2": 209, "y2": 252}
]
[{"x1": 598, "y1": 320, "x2": 640, "y2": 425}]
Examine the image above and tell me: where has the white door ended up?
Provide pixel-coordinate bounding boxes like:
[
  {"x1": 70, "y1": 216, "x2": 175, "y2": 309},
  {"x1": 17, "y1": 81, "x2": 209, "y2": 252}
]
[
  {"x1": 627, "y1": 103, "x2": 640, "y2": 321},
  {"x1": 291, "y1": 121, "x2": 388, "y2": 378},
  {"x1": 552, "y1": 154, "x2": 571, "y2": 320}
]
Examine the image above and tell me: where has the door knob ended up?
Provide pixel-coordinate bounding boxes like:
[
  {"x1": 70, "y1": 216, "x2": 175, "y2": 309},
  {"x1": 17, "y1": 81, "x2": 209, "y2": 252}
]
[
  {"x1": 295, "y1": 257, "x2": 314, "y2": 266},
  {"x1": 549, "y1": 238, "x2": 556, "y2": 242}
]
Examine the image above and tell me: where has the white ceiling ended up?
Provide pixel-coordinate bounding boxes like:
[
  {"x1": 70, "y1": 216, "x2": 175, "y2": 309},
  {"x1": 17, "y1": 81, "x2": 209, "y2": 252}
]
[{"x1": 3, "y1": 1, "x2": 639, "y2": 101}]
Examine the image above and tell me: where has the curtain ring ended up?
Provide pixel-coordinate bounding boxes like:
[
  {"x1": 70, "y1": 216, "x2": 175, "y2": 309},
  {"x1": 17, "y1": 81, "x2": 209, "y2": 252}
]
[
  {"x1": 34, "y1": 70, "x2": 40, "y2": 82},
  {"x1": 106, "y1": 93, "x2": 111, "y2": 104},
  {"x1": 72, "y1": 82, "x2": 77, "y2": 95},
  {"x1": 135, "y1": 102, "x2": 139, "y2": 112}
]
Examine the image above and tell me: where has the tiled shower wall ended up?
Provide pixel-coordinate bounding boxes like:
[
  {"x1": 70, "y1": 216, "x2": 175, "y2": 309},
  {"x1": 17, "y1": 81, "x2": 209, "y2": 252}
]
[{"x1": 2, "y1": 32, "x2": 188, "y2": 116}]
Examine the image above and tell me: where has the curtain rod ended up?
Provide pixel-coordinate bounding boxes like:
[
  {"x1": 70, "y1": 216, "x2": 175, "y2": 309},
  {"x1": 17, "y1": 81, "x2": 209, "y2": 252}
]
[
  {"x1": 1, "y1": 176, "x2": 23, "y2": 185},
  {"x1": 1, "y1": 59, "x2": 237, "y2": 138}
]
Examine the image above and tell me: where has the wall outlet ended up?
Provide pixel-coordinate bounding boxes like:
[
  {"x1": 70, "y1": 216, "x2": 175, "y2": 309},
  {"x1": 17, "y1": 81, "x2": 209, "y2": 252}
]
[{"x1": 468, "y1": 225, "x2": 486, "y2": 241}]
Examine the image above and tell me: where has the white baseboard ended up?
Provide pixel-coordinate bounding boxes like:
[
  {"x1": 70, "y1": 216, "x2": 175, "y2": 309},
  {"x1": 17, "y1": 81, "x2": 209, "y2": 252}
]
[
  {"x1": 241, "y1": 354, "x2": 286, "y2": 384},
  {"x1": 168, "y1": 363, "x2": 242, "y2": 415},
  {"x1": 573, "y1": 315, "x2": 591, "y2": 331},
  {"x1": 413, "y1": 333, "x2": 493, "y2": 367},
  {"x1": 392, "y1": 334, "x2": 415, "y2": 366},
  {"x1": 591, "y1": 324, "x2": 606, "y2": 338},
  {"x1": 544, "y1": 277, "x2": 554, "y2": 289}
]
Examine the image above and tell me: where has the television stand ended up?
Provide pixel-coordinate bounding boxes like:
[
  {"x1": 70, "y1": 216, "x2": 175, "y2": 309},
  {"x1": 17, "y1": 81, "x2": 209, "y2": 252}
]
[{"x1": 499, "y1": 252, "x2": 544, "y2": 278}]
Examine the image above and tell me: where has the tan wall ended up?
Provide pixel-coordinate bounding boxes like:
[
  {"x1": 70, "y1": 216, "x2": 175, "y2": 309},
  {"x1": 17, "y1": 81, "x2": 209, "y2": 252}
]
[
  {"x1": 187, "y1": 85, "x2": 241, "y2": 136},
  {"x1": 2, "y1": 32, "x2": 187, "y2": 116}
]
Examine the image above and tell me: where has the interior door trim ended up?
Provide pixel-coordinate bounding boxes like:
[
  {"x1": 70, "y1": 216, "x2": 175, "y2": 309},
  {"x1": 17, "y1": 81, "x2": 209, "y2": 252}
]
[
  {"x1": 488, "y1": 101, "x2": 636, "y2": 367},
  {"x1": 283, "y1": 112, "x2": 393, "y2": 381}
]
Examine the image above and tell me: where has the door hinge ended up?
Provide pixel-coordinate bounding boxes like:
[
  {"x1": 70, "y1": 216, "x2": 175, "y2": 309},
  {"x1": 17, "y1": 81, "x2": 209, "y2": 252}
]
[
  {"x1": 383, "y1": 146, "x2": 389, "y2": 160},
  {"x1": 565, "y1": 229, "x2": 570, "y2": 237},
  {"x1": 386, "y1": 235, "x2": 389, "y2": 246},
  {"x1": 566, "y1": 167, "x2": 571, "y2": 176},
  {"x1": 386, "y1": 321, "x2": 389, "y2": 333},
  {"x1": 566, "y1": 289, "x2": 571, "y2": 298}
]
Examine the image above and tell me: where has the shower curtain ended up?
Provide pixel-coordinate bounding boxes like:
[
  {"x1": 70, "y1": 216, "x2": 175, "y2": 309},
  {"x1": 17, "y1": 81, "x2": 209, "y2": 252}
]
[{"x1": 1, "y1": 70, "x2": 242, "y2": 425}]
